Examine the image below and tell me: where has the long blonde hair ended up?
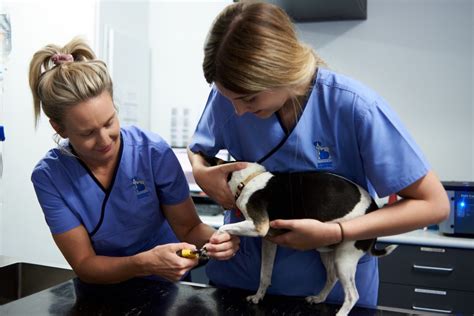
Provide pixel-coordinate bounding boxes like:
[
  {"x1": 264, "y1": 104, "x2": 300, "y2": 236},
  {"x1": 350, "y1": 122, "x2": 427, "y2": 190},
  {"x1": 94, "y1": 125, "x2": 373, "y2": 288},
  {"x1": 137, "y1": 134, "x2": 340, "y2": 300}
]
[
  {"x1": 29, "y1": 37, "x2": 113, "y2": 129},
  {"x1": 203, "y1": 1, "x2": 326, "y2": 96}
]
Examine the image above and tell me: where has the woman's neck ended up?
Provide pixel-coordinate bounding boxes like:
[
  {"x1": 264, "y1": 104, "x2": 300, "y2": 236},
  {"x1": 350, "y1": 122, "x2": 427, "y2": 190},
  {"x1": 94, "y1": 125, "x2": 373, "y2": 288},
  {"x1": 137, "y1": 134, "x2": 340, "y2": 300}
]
[
  {"x1": 278, "y1": 71, "x2": 316, "y2": 132},
  {"x1": 87, "y1": 153, "x2": 120, "y2": 190},
  {"x1": 72, "y1": 138, "x2": 121, "y2": 189}
]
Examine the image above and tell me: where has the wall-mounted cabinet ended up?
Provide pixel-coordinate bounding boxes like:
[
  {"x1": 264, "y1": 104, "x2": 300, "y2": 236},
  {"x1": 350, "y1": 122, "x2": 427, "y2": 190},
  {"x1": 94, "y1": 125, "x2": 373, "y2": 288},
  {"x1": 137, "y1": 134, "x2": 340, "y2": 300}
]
[{"x1": 235, "y1": 0, "x2": 367, "y2": 22}]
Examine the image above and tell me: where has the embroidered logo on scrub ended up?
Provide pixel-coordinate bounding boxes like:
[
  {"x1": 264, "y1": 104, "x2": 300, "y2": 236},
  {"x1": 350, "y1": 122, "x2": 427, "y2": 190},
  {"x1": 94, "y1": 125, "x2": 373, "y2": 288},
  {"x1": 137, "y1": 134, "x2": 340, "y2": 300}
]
[
  {"x1": 314, "y1": 141, "x2": 333, "y2": 169},
  {"x1": 132, "y1": 178, "x2": 150, "y2": 199}
]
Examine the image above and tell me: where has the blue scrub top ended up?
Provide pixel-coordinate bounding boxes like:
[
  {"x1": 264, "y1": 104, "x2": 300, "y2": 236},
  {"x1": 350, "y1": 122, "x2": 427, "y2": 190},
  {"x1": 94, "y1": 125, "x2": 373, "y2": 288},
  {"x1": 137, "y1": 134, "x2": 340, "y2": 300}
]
[
  {"x1": 189, "y1": 68, "x2": 430, "y2": 307},
  {"x1": 32, "y1": 126, "x2": 190, "y2": 259}
]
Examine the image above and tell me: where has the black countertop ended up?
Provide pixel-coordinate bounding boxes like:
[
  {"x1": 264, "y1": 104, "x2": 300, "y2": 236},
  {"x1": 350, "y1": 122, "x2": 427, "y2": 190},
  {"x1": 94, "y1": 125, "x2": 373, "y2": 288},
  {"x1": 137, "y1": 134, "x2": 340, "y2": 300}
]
[{"x1": 0, "y1": 278, "x2": 429, "y2": 315}]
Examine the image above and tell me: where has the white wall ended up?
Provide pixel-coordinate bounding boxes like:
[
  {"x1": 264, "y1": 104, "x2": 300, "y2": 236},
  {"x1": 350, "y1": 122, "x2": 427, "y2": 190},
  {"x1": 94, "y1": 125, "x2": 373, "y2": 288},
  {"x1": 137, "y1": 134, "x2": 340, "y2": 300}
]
[
  {"x1": 148, "y1": 1, "x2": 231, "y2": 144},
  {"x1": 98, "y1": 0, "x2": 151, "y2": 129},
  {"x1": 0, "y1": 1, "x2": 5, "y2": 256},
  {"x1": 297, "y1": 0, "x2": 473, "y2": 181},
  {"x1": 0, "y1": 0, "x2": 97, "y2": 267},
  {"x1": 472, "y1": 2, "x2": 474, "y2": 178},
  {"x1": 97, "y1": 0, "x2": 150, "y2": 55}
]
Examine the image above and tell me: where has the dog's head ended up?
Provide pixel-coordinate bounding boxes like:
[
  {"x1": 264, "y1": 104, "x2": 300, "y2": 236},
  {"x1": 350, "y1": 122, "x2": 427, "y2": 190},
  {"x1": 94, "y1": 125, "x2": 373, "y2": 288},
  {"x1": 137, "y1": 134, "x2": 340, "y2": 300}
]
[
  {"x1": 227, "y1": 163, "x2": 267, "y2": 199},
  {"x1": 201, "y1": 152, "x2": 267, "y2": 200}
]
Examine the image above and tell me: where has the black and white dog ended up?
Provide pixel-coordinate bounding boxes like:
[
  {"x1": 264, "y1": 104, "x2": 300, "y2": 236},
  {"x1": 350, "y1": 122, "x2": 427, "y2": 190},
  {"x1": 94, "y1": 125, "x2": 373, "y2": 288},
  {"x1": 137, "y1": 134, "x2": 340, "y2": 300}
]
[{"x1": 209, "y1": 159, "x2": 396, "y2": 316}]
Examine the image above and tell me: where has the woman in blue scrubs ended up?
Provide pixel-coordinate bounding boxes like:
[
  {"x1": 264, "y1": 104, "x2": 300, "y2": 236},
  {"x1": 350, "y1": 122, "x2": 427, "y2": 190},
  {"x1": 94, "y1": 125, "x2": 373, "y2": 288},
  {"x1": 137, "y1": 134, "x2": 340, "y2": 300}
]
[
  {"x1": 29, "y1": 37, "x2": 239, "y2": 284},
  {"x1": 188, "y1": 2, "x2": 449, "y2": 307}
]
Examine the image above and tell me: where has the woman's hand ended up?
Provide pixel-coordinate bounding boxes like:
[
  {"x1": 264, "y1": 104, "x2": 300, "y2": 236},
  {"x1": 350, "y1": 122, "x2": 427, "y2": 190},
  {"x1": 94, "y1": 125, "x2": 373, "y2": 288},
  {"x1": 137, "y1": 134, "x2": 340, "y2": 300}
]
[
  {"x1": 266, "y1": 219, "x2": 341, "y2": 251},
  {"x1": 137, "y1": 242, "x2": 199, "y2": 282},
  {"x1": 193, "y1": 161, "x2": 247, "y2": 209},
  {"x1": 204, "y1": 231, "x2": 240, "y2": 260}
]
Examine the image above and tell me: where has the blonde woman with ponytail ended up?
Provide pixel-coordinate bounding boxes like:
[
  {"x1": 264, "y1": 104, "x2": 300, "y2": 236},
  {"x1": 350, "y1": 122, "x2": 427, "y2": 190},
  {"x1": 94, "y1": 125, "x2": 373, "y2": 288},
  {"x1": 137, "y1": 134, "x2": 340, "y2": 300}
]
[
  {"x1": 188, "y1": 1, "x2": 448, "y2": 308},
  {"x1": 29, "y1": 37, "x2": 239, "y2": 286}
]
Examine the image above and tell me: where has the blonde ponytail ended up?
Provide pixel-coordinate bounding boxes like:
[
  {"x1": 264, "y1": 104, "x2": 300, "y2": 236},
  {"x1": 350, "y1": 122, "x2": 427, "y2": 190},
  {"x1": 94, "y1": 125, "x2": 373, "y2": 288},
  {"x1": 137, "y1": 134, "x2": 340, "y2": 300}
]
[{"x1": 29, "y1": 37, "x2": 113, "y2": 128}]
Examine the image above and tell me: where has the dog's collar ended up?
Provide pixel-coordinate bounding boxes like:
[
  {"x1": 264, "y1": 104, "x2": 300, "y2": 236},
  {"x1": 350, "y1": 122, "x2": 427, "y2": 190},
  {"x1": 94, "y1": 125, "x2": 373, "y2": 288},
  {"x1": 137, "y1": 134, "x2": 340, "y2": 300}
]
[{"x1": 235, "y1": 171, "x2": 264, "y2": 200}]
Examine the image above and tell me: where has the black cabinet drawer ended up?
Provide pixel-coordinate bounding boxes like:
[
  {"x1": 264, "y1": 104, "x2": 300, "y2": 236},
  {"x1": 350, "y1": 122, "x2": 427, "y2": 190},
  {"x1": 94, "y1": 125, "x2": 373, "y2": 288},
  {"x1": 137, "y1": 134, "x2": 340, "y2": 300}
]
[
  {"x1": 379, "y1": 282, "x2": 474, "y2": 314},
  {"x1": 377, "y1": 243, "x2": 474, "y2": 292}
]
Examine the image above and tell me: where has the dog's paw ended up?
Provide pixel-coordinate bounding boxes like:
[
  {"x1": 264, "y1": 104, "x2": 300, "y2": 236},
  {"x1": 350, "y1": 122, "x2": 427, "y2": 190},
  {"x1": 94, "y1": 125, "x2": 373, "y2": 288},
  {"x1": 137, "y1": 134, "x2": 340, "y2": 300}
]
[
  {"x1": 305, "y1": 295, "x2": 326, "y2": 304},
  {"x1": 246, "y1": 294, "x2": 264, "y2": 304},
  {"x1": 335, "y1": 309, "x2": 349, "y2": 316}
]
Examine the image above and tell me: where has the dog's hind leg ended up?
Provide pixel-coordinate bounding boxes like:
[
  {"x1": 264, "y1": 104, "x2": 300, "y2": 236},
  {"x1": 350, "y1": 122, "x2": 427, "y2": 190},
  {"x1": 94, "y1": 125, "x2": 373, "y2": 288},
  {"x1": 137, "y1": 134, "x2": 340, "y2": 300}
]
[
  {"x1": 305, "y1": 251, "x2": 337, "y2": 304},
  {"x1": 334, "y1": 249, "x2": 364, "y2": 316},
  {"x1": 247, "y1": 239, "x2": 277, "y2": 304}
]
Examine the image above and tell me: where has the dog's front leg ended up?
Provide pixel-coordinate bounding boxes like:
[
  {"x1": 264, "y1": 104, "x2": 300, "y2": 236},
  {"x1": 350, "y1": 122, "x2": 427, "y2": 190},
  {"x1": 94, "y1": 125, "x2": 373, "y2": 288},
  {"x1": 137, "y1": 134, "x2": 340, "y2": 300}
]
[
  {"x1": 246, "y1": 239, "x2": 277, "y2": 304},
  {"x1": 217, "y1": 220, "x2": 264, "y2": 237}
]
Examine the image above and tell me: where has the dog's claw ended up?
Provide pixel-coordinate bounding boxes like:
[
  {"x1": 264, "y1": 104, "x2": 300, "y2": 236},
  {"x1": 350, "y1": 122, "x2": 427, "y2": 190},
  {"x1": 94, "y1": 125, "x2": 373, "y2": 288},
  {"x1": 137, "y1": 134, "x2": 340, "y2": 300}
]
[{"x1": 246, "y1": 294, "x2": 263, "y2": 304}]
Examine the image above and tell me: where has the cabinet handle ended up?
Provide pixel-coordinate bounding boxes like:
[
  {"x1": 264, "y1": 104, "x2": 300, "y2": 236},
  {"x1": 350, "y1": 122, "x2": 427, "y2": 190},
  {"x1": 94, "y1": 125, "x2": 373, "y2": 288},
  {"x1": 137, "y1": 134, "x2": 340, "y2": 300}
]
[
  {"x1": 412, "y1": 305, "x2": 452, "y2": 314},
  {"x1": 414, "y1": 288, "x2": 447, "y2": 295},
  {"x1": 413, "y1": 264, "x2": 453, "y2": 273}
]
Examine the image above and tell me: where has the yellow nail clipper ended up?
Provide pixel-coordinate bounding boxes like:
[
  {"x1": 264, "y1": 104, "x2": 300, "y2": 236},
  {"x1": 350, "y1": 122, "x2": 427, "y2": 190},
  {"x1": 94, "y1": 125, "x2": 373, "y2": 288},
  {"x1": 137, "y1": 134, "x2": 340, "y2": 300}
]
[{"x1": 176, "y1": 247, "x2": 209, "y2": 259}]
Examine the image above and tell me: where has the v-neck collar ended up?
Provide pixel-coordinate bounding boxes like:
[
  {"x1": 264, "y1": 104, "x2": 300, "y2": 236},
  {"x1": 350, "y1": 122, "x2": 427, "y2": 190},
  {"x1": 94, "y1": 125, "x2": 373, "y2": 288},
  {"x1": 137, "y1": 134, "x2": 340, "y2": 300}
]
[
  {"x1": 257, "y1": 71, "x2": 318, "y2": 164},
  {"x1": 71, "y1": 132, "x2": 124, "y2": 194}
]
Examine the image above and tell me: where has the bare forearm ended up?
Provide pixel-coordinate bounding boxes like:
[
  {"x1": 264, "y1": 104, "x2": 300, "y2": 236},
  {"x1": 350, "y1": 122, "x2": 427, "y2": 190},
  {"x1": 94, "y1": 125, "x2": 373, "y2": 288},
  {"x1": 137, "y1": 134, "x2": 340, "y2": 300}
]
[
  {"x1": 164, "y1": 197, "x2": 216, "y2": 248},
  {"x1": 187, "y1": 148, "x2": 207, "y2": 169},
  {"x1": 343, "y1": 197, "x2": 448, "y2": 241},
  {"x1": 341, "y1": 171, "x2": 449, "y2": 242},
  {"x1": 74, "y1": 254, "x2": 145, "y2": 284}
]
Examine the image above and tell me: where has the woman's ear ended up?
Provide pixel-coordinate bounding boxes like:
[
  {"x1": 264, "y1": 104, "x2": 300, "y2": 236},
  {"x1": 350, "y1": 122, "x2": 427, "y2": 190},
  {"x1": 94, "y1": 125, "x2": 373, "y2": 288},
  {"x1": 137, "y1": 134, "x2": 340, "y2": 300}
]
[{"x1": 49, "y1": 119, "x2": 67, "y2": 138}]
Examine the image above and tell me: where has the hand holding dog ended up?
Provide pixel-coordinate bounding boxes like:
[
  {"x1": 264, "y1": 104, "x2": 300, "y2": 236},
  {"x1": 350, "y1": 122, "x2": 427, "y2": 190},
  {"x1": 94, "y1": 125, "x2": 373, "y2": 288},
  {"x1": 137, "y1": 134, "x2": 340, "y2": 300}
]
[
  {"x1": 266, "y1": 219, "x2": 342, "y2": 251},
  {"x1": 205, "y1": 231, "x2": 241, "y2": 260},
  {"x1": 193, "y1": 161, "x2": 247, "y2": 210}
]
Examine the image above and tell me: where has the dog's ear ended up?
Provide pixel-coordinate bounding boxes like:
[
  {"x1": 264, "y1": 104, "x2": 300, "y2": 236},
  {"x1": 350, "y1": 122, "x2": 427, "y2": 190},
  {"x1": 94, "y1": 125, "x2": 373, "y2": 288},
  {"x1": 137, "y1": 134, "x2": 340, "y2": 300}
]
[{"x1": 199, "y1": 152, "x2": 227, "y2": 166}]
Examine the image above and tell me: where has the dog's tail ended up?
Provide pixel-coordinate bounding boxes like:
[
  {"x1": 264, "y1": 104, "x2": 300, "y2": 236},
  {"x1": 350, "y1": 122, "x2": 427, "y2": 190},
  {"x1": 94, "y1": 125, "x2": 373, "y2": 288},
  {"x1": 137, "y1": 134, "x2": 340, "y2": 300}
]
[{"x1": 369, "y1": 243, "x2": 398, "y2": 257}]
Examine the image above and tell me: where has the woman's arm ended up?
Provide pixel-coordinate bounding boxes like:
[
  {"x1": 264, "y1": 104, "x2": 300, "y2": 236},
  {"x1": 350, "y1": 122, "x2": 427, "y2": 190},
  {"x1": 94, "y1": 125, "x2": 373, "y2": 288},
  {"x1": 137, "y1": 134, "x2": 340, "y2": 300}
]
[
  {"x1": 53, "y1": 226, "x2": 198, "y2": 284},
  {"x1": 343, "y1": 170, "x2": 449, "y2": 240},
  {"x1": 54, "y1": 197, "x2": 239, "y2": 284},
  {"x1": 267, "y1": 171, "x2": 450, "y2": 250},
  {"x1": 162, "y1": 197, "x2": 214, "y2": 248},
  {"x1": 162, "y1": 197, "x2": 240, "y2": 260}
]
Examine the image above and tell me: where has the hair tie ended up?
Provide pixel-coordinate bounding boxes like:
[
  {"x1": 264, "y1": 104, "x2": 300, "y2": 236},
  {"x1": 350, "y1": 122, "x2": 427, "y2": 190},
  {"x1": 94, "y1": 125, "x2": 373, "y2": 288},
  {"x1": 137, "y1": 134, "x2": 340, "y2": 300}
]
[{"x1": 51, "y1": 53, "x2": 74, "y2": 65}]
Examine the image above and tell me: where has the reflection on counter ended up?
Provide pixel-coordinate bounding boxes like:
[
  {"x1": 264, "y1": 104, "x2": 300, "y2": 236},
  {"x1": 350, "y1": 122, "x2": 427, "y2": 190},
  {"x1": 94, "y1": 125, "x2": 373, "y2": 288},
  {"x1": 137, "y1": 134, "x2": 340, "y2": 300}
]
[{"x1": 0, "y1": 277, "x2": 432, "y2": 316}]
